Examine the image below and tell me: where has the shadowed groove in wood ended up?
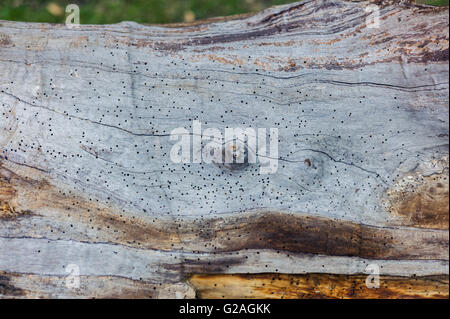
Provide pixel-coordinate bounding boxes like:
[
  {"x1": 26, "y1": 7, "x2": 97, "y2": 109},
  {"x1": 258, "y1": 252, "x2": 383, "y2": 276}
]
[{"x1": 189, "y1": 273, "x2": 449, "y2": 299}]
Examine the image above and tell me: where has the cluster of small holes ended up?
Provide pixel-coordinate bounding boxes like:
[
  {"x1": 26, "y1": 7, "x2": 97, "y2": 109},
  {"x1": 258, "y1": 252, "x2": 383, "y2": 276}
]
[{"x1": 0, "y1": 32, "x2": 447, "y2": 279}]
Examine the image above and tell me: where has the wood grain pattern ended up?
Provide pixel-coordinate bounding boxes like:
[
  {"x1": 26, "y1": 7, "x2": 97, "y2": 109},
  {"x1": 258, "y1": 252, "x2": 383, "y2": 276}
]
[
  {"x1": 0, "y1": 271, "x2": 195, "y2": 299},
  {"x1": 189, "y1": 273, "x2": 449, "y2": 299},
  {"x1": 0, "y1": 0, "x2": 448, "y2": 298},
  {"x1": 385, "y1": 156, "x2": 449, "y2": 229}
]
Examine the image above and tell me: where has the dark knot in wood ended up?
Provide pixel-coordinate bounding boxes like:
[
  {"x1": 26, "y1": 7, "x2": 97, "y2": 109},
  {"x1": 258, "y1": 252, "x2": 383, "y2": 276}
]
[{"x1": 217, "y1": 140, "x2": 250, "y2": 172}]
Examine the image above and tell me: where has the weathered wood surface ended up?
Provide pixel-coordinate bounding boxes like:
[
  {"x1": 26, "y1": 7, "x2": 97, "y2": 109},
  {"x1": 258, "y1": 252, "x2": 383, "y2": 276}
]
[
  {"x1": 0, "y1": 0, "x2": 448, "y2": 298},
  {"x1": 189, "y1": 274, "x2": 449, "y2": 299}
]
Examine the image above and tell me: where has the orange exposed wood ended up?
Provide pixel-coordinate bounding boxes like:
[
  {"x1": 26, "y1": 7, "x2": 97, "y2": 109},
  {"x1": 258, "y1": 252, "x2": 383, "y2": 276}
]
[{"x1": 189, "y1": 274, "x2": 449, "y2": 299}]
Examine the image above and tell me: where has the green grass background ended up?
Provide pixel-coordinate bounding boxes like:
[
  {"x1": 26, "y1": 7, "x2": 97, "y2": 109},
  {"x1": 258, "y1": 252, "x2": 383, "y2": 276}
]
[{"x1": 0, "y1": 0, "x2": 448, "y2": 24}]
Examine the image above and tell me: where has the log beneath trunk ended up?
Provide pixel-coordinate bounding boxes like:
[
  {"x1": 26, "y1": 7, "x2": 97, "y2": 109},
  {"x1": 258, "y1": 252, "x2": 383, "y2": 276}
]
[
  {"x1": 0, "y1": 0, "x2": 448, "y2": 298},
  {"x1": 189, "y1": 273, "x2": 449, "y2": 299}
]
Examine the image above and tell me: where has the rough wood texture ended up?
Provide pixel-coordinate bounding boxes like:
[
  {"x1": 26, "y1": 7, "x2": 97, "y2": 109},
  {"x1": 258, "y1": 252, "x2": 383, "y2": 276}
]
[
  {"x1": 189, "y1": 274, "x2": 449, "y2": 299},
  {"x1": 0, "y1": 0, "x2": 448, "y2": 298}
]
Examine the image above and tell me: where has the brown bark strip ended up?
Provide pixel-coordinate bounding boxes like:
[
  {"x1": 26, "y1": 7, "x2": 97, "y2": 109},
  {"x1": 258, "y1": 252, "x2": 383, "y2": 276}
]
[
  {"x1": 0, "y1": 166, "x2": 448, "y2": 260},
  {"x1": 189, "y1": 273, "x2": 449, "y2": 299}
]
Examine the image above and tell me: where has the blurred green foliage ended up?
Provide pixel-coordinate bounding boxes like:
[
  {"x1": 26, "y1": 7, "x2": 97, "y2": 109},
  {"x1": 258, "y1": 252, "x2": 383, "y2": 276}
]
[{"x1": 0, "y1": 0, "x2": 448, "y2": 25}]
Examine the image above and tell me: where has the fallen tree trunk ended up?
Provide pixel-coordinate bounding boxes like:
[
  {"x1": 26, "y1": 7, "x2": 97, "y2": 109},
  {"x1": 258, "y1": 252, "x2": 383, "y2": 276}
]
[{"x1": 0, "y1": 0, "x2": 448, "y2": 298}]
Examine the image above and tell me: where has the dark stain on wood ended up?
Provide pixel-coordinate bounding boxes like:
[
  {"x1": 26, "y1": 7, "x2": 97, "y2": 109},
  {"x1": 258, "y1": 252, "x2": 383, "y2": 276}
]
[
  {"x1": 0, "y1": 202, "x2": 33, "y2": 220},
  {"x1": 164, "y1": 256, "x2": 247, "y2": 274},
  {"x1": 0, "y1": 34, "x2": 13, "y2": 48},
  {"x1": 1, "y1": 166, "x2": 447, "y2": 261},
  {"x1": 0, "y1": 273, "x2": 24, "y2": 297},
  {"x1": 420, "y1": 48, "x2": 449, "y2": 63}
]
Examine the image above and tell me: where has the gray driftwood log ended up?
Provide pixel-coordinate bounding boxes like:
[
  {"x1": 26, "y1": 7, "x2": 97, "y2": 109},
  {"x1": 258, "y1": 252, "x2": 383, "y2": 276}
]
[{"x1": 0, "y1": 0, "x2": 448, "y2": 298}]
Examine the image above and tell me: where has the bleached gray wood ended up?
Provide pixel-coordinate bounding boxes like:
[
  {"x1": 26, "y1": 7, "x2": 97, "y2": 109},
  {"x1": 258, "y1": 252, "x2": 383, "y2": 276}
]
[{"x1": 0, "y1": 0, "x2": 448, "y2": 298}]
